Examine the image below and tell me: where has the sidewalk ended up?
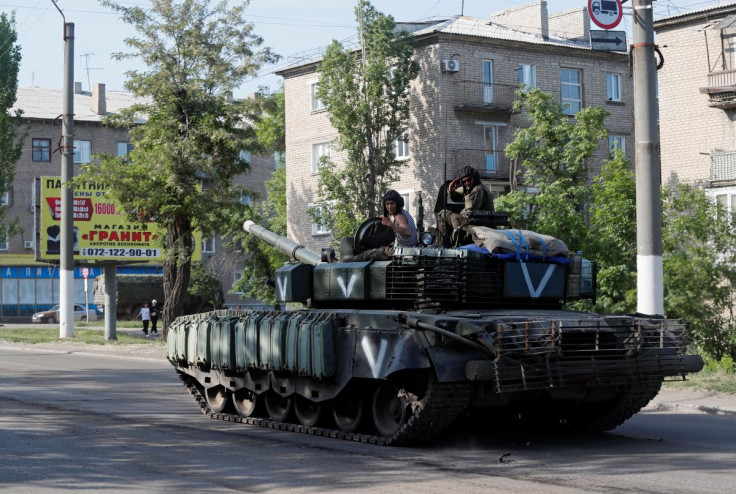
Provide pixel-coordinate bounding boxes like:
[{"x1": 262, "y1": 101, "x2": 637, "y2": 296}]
[{"x1": 649, "y1": 387, "x2": 736, "y2": 415}]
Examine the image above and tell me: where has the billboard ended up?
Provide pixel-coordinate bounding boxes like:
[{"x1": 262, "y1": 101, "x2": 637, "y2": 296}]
[{"x1": 39, "y1": 176, "x2": 199, "y2": 263}]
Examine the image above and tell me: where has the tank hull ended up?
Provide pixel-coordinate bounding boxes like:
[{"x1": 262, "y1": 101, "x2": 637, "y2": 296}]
[{"x1": 168, "y1": 308, "x2": 702, "y2": 445}]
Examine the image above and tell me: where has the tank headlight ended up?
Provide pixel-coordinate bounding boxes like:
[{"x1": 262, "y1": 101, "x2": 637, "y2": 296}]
[{"x1": 420, "y1": 232, "x2": 434, "y2": 246}]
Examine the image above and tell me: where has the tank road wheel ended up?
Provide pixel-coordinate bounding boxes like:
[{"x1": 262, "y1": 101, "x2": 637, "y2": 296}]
[
  {"x1": 232, "y1": 389, "x2": 258, "y2": 418},
  {"x1": 372, "y1": 382, "x2": 410, "y2": 438},
  {"x1": 294, "y1": 395, "x2": 322, "y2": 427},
  {"x1": 264, "y1": 391, "x2": 292, "y2": 422},
  {"x1": 332, "y1": 387, "x2": 364, "y2": 433},
  {"x1": 205, "y1": 385, "x2": 230, "y2": 413}
]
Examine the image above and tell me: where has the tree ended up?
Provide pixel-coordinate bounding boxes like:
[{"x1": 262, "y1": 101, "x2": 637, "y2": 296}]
[
  {"x1": 314, "y1": 0, "x2": 419, "y2": 240},
  {"x1": 82, "y1": 0, "x2": 278, "y2": 334},
  {"x1": 498, "y1": 87, "x2": 609, "y2": 249},
  {"x1": 232, "y1": 88, "x2": 287, "y2": 304},
  {"x1": 0, "y1": 12, "x2": 24, "y2": 243}
]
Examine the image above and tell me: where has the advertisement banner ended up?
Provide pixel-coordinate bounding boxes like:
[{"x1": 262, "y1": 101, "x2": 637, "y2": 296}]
[{"x1": 39, "y1": 176, "x2": 201, "y2": 263}]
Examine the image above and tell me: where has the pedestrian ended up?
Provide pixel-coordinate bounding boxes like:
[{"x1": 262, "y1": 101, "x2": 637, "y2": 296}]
[
  {"x1": 150, "y1": 299, "x2": 160, "y2": 336},
  {"x1": 137, "y1": 301, "x2": 151, "y2": 337}
]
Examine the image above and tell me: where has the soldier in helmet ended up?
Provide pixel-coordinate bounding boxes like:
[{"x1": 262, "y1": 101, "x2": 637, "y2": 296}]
[{"x1": 437, "y1": 165, "x2": 494, "y2": 245}]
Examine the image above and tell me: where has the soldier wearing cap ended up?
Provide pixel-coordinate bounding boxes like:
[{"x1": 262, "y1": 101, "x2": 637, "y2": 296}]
[{"x1": 437, "y1": 166, "x2": 494, "y2": 244}]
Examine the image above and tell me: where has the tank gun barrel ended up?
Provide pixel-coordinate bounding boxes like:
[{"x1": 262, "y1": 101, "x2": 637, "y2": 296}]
[{"x1": 243, "y1": 220, "x2": 323, "y2": 266}]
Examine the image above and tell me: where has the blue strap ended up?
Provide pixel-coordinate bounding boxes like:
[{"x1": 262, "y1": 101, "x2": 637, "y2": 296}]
[
  {"x1": 517, "y1": 230, "x2": 530, "y2": 261},
  {"x1": 502, "y1": 230, "x2": 522, "y2": 260}
]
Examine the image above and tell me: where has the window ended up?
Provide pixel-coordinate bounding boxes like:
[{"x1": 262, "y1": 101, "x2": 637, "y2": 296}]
[
  {"x1": 233, "y1": 270, "x2": 244, "y2": 294},
  {"x1": 483, "y1": 60, "x2": 494, "y2": 103},
  {"x1": 518, "y1": 64, "x2": 537, "y2": 89},
  {"x1": 273, "y1": 151, "x2": 283, "y2": 169},
  {"x1": 32, "y1": 139, "x2": 51, "y2": 162},
  {"x1": 715, "y1": 190, "x2": 736, "y2": 221},
  {"x1": 609, "y1": 135, "x2": 626, "y2": 154},
  {"x1": 117, "y1": 142, "x2": 133, "y2": 156},
  {"x1": 73, "y1": 140, "x2": 92, "y2": 164},
  {"x1": 398, "y1": 191, "x2": 411, "y2": 215},
  {"x1": 311, "y1": 142, "x2": 331, "y2": 173},
  {"x1": 311, "y1": 82, "x2": 325, "y2": 111},
  {"x1": 1, "y1": 189, "x2": 10, "y2": 206},
  {"x1": 481, "y1": 123, "x2": 506, "y2": 171},
  {"x1": 393, "y1": 131, "x2": 410, "y2": 160},
  {"x1": 561, "y1": 68, "x2": 582, "y2": 115},
  {"x1": 0, "y1": 237, "x2": 7, "y2": 251},
  {"x1": 239, "y1": 193, "x2": 251, "y2": 206},
  {"x1": 201, "y1": 236, "x2": 216, "y2": 254},
  {"x1": 309, "y1": 202, "x2": 331, "y2": 236},
  {"x1": 606, "y1": 73, "x2": 622, "y2": 102}
]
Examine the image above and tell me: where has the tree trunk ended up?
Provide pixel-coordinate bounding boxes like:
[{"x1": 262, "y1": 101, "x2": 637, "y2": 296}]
[{"x1": 161, "y1": 216, "x2": 193, "y2": 338}]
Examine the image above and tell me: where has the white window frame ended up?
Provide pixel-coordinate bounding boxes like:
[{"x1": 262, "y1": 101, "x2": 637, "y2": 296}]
[
  {"x1": 713, "y1": 187, "x2": 736, "y2": 222},
  {"x1": 32, "y1": 138, "x2": 51, "y2": 162},
  {"x1": 393, "y1": 131, "x2": 410, "y2": 160},
  {"x1": 308, "y1": 202, "x2": 331, "y2": 236},
  {"x1": 273, "y1": 151, "x2": 283, "y2": 170},
  {"x1": 0, "y1": 230, "x2": 8, "y2": 251},
  {"x1": 311, "y1": 142, "x2": 331, "y2": 174},
  {"x1": 561, "y1": 68, "x2": 582, "y2": 116},
  {"x1": 476, "y1": 121, "x2": 507, "y2": 172},
  {"x1": 117, "y1": 142, "x2": 133, "y2": 156},
  {"x1": 518, "y1": 63, "x2": 537, "y2": 89},
  {"x1": 239, "y1": 150, "x2": 251, "y2": 164},
  {"x1": 239, "y1": 193, "x2": 251, "y2": 206},
  {"x1": 311, "y1": 82, "x2": 325, "y2": 112},
  {"x1": 201, "y1": 235, "x2": 216, "y2": 254},
  {"x1": 482, "y1": 59, "x2": 494, "y2": 103},
  {"x1": 73, "y1": 140, "x2": 92, "y2": 164},
  {"x1": 606, "y1": 73, "x2": 622, "y2": 102},
  {"x1": 1, "y1": 189, "x2": 10, "y2": 206},
  {"x1": 609, "y1": 135, "x2": 626, "y2": 154},
  {"x1": 397, "y1": 190, "x2": 412, "y2": 216},
  {"x1": 233, "y1": 270, "x2": 244, "y2": 295}
]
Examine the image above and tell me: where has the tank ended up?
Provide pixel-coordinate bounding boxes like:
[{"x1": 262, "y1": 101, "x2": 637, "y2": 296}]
[{"x1": 166, "y1": 218, "x2": 703, "y2": 445}]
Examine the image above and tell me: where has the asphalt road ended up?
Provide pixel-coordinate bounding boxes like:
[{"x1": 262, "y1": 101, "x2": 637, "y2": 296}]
[{"x1": 1, "y1": 343, "x2": 735, "y2": 494}]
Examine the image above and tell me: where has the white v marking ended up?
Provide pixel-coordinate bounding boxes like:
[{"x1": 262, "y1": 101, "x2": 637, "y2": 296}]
[
  {"x1": 521, "y1": 264, "x2": 556, "y2": 298},
  {"x1": 361, "y1": 337, "x2": 388, "y2": 379},
  {"x1": 276, "y1": 275, "x2": 288, "y2": 300},
  {"x1": 337, "y1": 274, "x2": 358, "y2": 298}
]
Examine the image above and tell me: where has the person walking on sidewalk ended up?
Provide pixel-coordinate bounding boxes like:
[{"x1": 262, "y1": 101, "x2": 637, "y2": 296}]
[
  {"x1": 149, "y1": 299, "x2": 160, "y2": 336},
  {"x1": 137, "y1": 302, "x2": 151, "y2": 337}
]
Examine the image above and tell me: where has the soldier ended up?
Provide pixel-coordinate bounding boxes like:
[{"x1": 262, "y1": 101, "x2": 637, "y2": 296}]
[{"x1": 437, "y1": 166, "x2": 494, "y2": 245}]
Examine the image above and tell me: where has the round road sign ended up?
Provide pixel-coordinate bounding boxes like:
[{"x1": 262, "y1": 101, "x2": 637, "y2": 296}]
[
  {"x1": 588, "y1": 0, "x2": 623, "y2": 30},
  {"x1": 82, "y1": 267, "x2": 89, "y2": 279}
]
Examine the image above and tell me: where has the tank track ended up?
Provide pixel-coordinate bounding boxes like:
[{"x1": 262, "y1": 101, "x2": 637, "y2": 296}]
[{"x1": 178, "y1": 371, "x2": 474, "y2": 446}]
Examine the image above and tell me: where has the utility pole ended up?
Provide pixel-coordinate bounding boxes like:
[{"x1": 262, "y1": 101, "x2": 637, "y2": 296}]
[
  {"x1": 53, "y1": 0, "x2": 75, "y2": 338},
  {"x1": 632, "y1": 0, "x2": 664, "y2": 316}
]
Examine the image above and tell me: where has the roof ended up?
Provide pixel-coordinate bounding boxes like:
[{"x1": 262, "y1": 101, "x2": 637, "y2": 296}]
[
  {"x1": 277, "y1": 15, "x2": 598, "y2": 76},
  {"x1": 654, "y1": 1, "x2": 736, "y2": 29},
  {"x1": 11, "y1": 86, "x2": 146, "y2": 123}
]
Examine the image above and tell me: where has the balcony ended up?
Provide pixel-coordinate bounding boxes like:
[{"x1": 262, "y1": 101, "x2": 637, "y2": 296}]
[
  {"x1": 452, "y1": 148, "x2": 519, "y2": 183},
  {"x1": 700, "y1": 69, "x2": 736, "y2": 109},
  {"x1": 710, "y1": 150, "x2": 736, "y2": 183},
  {"x1": 454, "y1": 81, "x2": 518, "y2": 115}
]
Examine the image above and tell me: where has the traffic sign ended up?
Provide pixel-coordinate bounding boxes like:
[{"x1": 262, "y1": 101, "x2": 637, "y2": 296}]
[
  {"x1": 82, "y1": 267, "x2": 89, "y2": 279},
  {"x1": 590, "y1": 30, "x2": 627, "y2": 52},
  {"x1": 588, "y1": 0, "x2": 623, "y2": 30}
]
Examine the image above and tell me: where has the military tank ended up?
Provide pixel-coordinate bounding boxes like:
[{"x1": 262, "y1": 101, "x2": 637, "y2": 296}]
[{"x1": 167, "y1": 217, "x2": 703, "y2": 445}]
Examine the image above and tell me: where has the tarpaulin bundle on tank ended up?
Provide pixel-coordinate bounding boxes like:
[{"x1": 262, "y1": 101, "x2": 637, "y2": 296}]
[{"x1": 469, "y1": 227, "x2": 570, "y2": 262}]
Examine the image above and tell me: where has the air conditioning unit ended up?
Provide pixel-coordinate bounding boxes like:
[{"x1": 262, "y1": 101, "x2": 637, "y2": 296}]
[
  {"x1": 24, "y1": 240, "x2": 34, "y2": 249},
  {"x1": 441, "y1": 59, "x2": 460, "y2": 73}
]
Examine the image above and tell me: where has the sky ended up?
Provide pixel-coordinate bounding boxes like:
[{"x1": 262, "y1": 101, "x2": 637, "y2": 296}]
[{"x1": 1, "y1": 0, "x2": 732, "y2": 97}]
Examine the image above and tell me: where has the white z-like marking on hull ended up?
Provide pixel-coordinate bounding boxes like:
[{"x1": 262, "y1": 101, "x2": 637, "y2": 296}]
[
  {"x1": 337, "y1": 274, "x2": 358, "y2": 298},
  {"x1": 276, "y1": 275, "x2": 288, "y2": 300},
  {"x1": 361, "y1": 336, "x2": 388, "y2": 379},
  {"x1": 521, "y1": 264, "x2": 556, "y2": 298}
]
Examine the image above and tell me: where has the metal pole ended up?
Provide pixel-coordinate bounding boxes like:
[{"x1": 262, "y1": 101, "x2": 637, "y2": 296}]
[
  {"x1": 632, "y1": 0, "x2": 664, "y2": 316},
  {"x1": 104, "y1": 264, "x2": 117, "y2": 340},
  {"x1": 60, "y1": 21, "x2": 75, "y2": 338}
]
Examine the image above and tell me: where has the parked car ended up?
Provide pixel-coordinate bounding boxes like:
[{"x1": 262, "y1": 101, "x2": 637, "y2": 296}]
[{"x1": 31, "y1": 305, "x2": 98, "y2": 323}]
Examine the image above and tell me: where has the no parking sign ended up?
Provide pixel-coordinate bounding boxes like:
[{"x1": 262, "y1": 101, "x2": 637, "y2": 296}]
[{"x1": 588, "y1": 0, "x2": 623, "y2": 30}]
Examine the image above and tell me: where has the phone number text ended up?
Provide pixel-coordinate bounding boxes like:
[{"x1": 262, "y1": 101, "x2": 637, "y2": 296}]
[{"x1": 80, "y1": 248, "x2": 161, "y2": 258}]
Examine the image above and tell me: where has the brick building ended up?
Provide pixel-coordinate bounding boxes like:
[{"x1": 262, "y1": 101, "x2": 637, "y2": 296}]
[
  {"x1": 1, "y1": 83, "x2": 274, "y2": 320},
  {"x1": 654, "y1": 2, "x2": 736, "y2": 215},
  {"x1": 278, "y1": 1, "x2": 634, "y2": 251}
]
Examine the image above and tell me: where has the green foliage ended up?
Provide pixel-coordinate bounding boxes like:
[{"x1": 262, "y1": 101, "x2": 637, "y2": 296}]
[
  {"x1": 233, "y1": 163, "x2": 288, "y2": 304},
  {"x1": 79, "y1": 0, "x2": 277, "y2": 329},
  {"x1": 187, "y1": 261, "x2": 222, "y2": 306},
  {"x1": 0, "y1": 12, "x2": 24, "y2": 241},
  {"x1": 314, "y1": 0, "x2": 419, "y2": 240},
  {"x1": 497, "y1": 87, "x2": 609, "y2": 248}
]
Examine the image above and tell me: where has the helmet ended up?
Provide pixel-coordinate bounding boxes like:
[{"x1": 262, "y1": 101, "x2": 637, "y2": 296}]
[
  {"x1": 382, "y1": 190, "x2": 404, "y2": 216},
  {"x1": 459, "y1": 166, "x2": 480, "y2": 183}
]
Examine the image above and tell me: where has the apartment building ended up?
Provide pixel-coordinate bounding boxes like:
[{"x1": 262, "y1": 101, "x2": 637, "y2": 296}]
[
  {"x1": 654, "y1": 2, "x2": 736, "y2": 215},
  {"x1": 1, "y1": 83, "x2": 274, "y2": 320},
  {"x1": 278, "y1": 1, "x2": 634, "y2": 251}
]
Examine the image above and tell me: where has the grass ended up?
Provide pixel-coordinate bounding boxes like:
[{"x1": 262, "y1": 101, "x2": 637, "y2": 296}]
[
  {"x1": 665, "y1": 370, "x2": 736, "y2": 394},
  {"x1": 0, "y1": 327, "x2": 163, "y2": 346}
]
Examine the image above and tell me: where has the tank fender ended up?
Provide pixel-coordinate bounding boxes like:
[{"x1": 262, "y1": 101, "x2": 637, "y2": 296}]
[
  {"x1": 351, "y1": 329, "x2": 432, "y2": 380},
  {"x1": 426, "y1": 347, "x2": 489, "y2": 382}
]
